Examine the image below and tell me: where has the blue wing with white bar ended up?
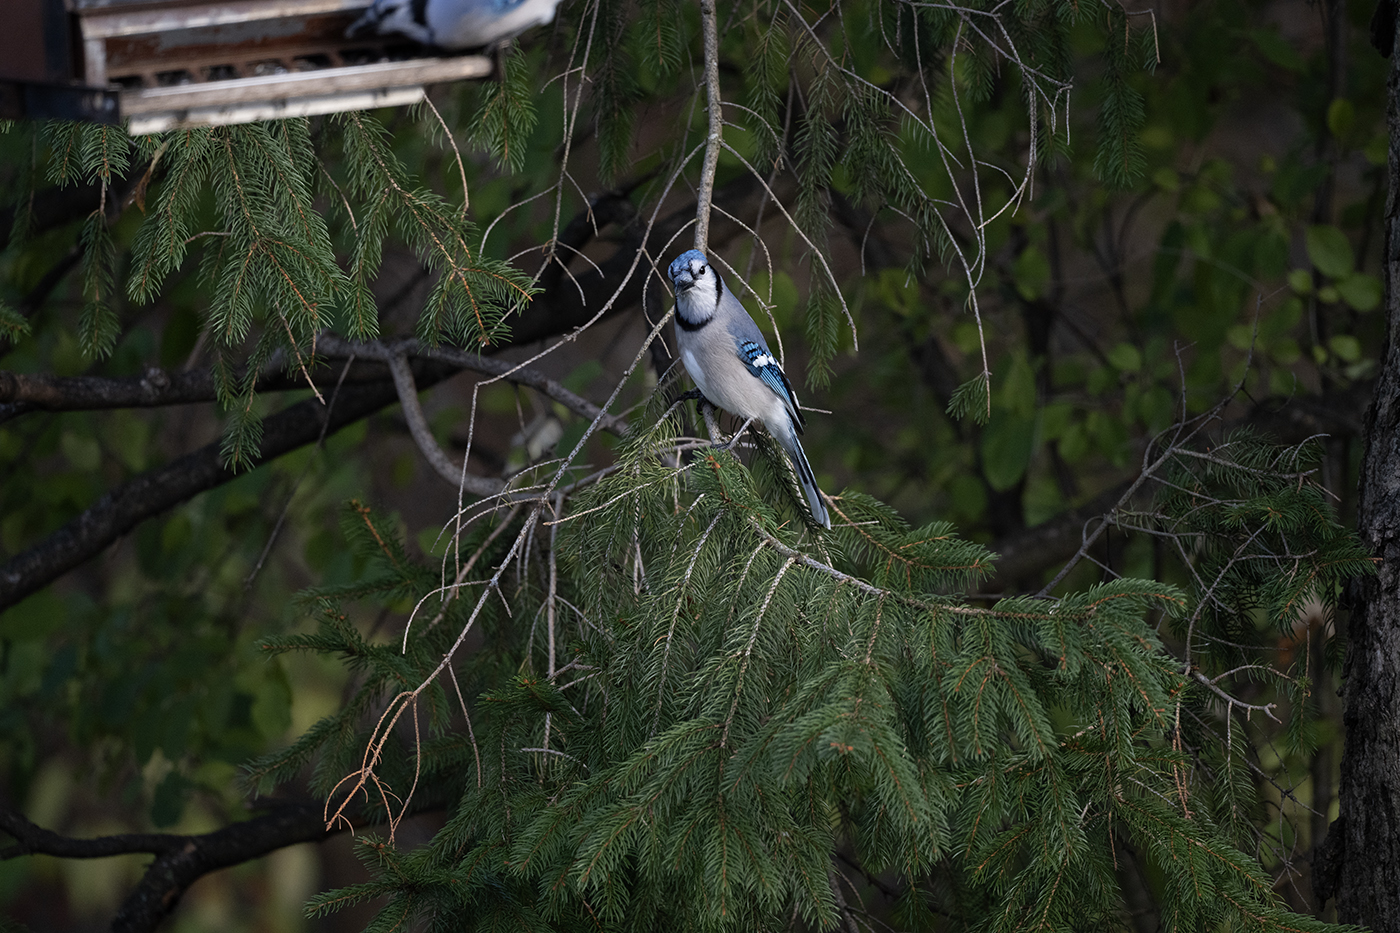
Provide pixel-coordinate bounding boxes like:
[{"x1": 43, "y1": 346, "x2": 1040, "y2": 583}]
[{"x1": 736, "y1": 338, "x2": 805, "y2": 433}]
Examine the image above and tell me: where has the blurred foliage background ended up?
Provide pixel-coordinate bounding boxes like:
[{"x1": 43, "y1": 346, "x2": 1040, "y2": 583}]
[{"x1": 0, "y1": 0, "x2": 1387, "y2": 925}]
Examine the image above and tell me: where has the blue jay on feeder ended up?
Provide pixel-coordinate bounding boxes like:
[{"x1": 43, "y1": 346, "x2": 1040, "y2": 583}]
[
  {"x1": 348, "y1": 0, "x2": 563, "y2": 49},
  {"x1": 668, "y1": 250, "x2": 830, "y2": 529}
]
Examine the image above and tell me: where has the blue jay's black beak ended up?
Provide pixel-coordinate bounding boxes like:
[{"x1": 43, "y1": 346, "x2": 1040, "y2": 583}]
[{"x1": 672, "y1": 275, "x2": 694, "y2": 293}]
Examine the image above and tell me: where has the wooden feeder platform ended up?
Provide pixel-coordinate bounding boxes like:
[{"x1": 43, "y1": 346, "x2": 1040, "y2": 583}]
[{"x1": 1, "y1": 0, "x2": 492, "y2": 133}]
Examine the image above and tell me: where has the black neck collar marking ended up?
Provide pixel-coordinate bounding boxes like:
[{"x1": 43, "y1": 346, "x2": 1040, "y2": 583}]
[{"x1": 674, "y1": 271, "x2": 722, "y2": 332}]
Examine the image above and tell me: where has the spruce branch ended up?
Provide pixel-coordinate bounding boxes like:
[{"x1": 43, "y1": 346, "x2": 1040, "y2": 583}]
[
  {"x1": 325, "y1": 510, "x2": 536, "y2": 837},
  {"x1": 651, "y1": 508, "x2": 727, "y2": 735},
  {"x1": 325, "y1": 286, "x2": 696, "y2": 828},
  {"x1": 722, "y1": 552, "x2": 800, "y2": 745},
  {"x1": 309, "y1": 244, "x2": 693, "y2": 828}
]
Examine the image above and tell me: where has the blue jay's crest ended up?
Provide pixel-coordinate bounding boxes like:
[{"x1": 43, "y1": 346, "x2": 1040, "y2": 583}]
[
  {"x1": 668, "y1": 250, "x2": 722, "y2": 329},
  {"x1": 668, "y1": 249, "x2": 708, "y2": 283},
  {"x1": 348, "y1": 0, "x2": 563, "y2": 49}
]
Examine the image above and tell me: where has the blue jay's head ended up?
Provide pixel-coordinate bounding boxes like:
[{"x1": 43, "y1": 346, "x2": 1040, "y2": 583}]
[
  {"x1": 669, "y1": 250, "x2": 723, "y2": 325},
  {"x1": 347, "y1": 0, "x2": 432, "y2": 43}
]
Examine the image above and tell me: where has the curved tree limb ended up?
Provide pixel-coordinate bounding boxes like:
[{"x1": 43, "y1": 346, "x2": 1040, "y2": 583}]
[
  {"x1": 110, "y1": 801, "x2": 338, "y2": 933},
  {"x1": 386, "y1": 350, "x2": 505, "y2": 495},
  {"x1": 316, "y1": 335, "x2": 632, "y2": 437},
  {"x1": 0, "y1": 804, "x2": 180, "y2": 860},
  {"x1": 0, "y1": 363, "x2": 375, "y2": 424},
  {"x1": 0, "y1": 796, "x2": 440, "y2": 933},
  {"x1": 0, "y1": 359, "x2": 456, "y2": 613},
  {"x1": 0, "y1": 336, "x2": 638, "y2": 611},
  {"x1": 0, "y1": 341, "x2": 635, "y2": 434}
]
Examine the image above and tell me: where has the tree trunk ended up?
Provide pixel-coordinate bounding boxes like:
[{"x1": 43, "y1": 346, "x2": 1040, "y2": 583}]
[{"x1": 1326, "y1": 27, "x2": 1400, "y2": 929}]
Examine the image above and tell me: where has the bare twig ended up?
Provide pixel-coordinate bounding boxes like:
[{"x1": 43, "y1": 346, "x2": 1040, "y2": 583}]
[
  {"x1": 387, "y1": 351, "x2": 505, "y2": 497},
  {"x1": 695, "y1": 0, "x2": 724, "y2": 250}
]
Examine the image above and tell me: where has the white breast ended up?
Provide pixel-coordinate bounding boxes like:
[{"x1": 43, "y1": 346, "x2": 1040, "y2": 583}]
[
  {"x1": 680, "y1": 346, "x2": 711, "y2": 401},
  {"x1": 677, "y1": 327, "x2": 787, "y2": 429}
]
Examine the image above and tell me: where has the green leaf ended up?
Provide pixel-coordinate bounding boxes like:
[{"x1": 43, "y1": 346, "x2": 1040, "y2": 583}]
[
  {"x1": 60, "y1": 431, "x2": 101, "y2": 472},
  {"x1": 999, "y1": 353, "x2": 1037, "y2": 417},
  {"x1": 1305, "y1": 225, "x2": 1354, "y2": 278},
  {"x1": 981, "y1": 411, "x2": 1035, "y2": 491},
  {"x1": 1326, "y1": 99, "x2": 1355, "y2": 139},
  {"x1": 0, "y1": 589, "x2": 66, "y2": 641},
  {"x1": 1041, "y1": 401, "x2": 1074, "y2": 440},
  {"x1": 1364, "y1": 132, "x2": 1388, "y2": 165},
  {"x1": 1227, "y1": 324, "x2": 1254, "y2": 351},
  {"x1": 1011, "y1": 246, "x2": 1051, "y2": 300},
  {"x1": 1250, "y1": 27, "x2": 1305, "y2": 71},
  {"x1": 1336, "y1": 272, "x2": 1381, "y2": 312},
  {"x1": 1139, "y1": 385, "x2": 1176, "y2": 431},
  {"x1": 250, "y1": 669, "x2": 293, "y2": 740},
  {"x1": 563, "y1": 359, "x2": 605, "y2": 393},
  {"x1": 1107, "y1": 343, "x2": 1142, "y2": 372},
  {"x1": 1328, "y1": 335, "x2": 1360, "y2": 363}
]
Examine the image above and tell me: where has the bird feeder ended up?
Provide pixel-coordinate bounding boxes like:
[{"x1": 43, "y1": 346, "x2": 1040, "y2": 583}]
[{"x1": 0, "y1": 0, "x2": 492, "y2": 134}]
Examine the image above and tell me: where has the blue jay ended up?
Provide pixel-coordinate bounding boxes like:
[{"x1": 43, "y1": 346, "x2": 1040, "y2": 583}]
[
  {"x1": 668, "y1": 250, "x2": 830, "y2": 529},
  {"x1": 347, "y1": 0, "x2": 562, "y2": 49}
]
